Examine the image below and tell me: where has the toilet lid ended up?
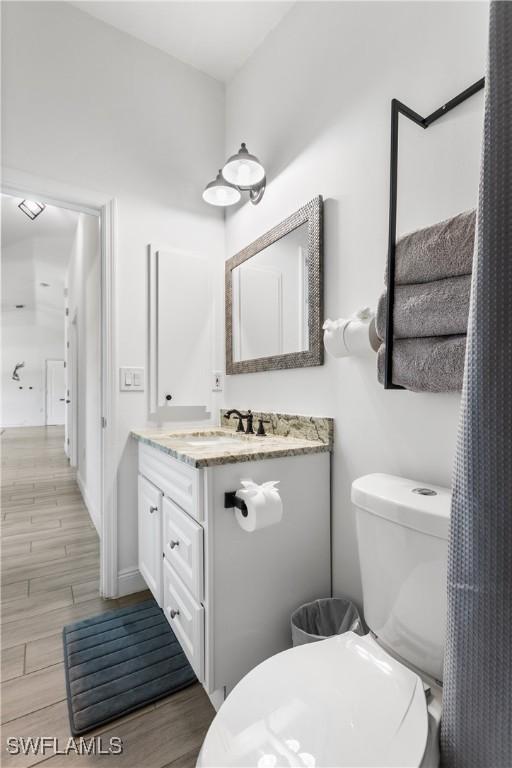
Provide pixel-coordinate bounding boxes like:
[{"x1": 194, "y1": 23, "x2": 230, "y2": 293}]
[{"x1": 198, "y1": 632, "x2": 428, "y2": 768}]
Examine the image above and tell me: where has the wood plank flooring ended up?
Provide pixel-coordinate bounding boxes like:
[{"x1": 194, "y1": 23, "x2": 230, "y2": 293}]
[{"x1": 1, "y1": 426, "x2": 214, "y2": 767}]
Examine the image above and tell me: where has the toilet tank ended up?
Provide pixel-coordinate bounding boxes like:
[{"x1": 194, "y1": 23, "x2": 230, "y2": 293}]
[{"x1": 351, "y1": 473, "x2": 450, "y2": 682}]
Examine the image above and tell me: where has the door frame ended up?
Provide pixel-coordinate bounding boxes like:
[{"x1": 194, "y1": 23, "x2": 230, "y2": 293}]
[
  {"x1": 2, "y1": 168, "x2": 119, "y2": 598},
  {"x1": 45, "y1": 358, "x2": 66, "y2": 426}
]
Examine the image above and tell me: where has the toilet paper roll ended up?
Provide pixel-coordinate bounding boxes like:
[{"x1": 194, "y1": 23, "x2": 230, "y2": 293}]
[
  {"x1": 323, "y1": 318, "x2": 350, "y2": 357},
  {"x1": 235, "y1": 480, "x2": 283, "y2": 532},
  {"x1": 323, "y1": 309, "x2": 379, "y2": 358},
  {"x1": 343, "y1": 316, "x2": 379, "y2": 354}
]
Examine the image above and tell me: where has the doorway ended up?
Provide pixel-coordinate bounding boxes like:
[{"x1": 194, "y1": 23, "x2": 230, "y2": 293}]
[
  {"x1": 1, "y1": 176, "x2": 118, "y2": 598},
  {"x1": 1, "y1": 189, "x2": 108, "y2": 585}
]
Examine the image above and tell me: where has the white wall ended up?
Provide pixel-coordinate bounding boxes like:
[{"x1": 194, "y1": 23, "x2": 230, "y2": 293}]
[
  {"x1": 2, "y1": 239, "x2": 68, "y2": 427},
  {"x1": 223, "y1": 1, "x2": 488, "y2": 604},
  {"x1": 1, "y1": 2, "x2": 225, "y2": 589},
  {"x1": 67, "y1": 213, "x2": 102, "y2": 530},
  {"x1": 1, "y1": 309, "x2": 64, "y2": 427}
]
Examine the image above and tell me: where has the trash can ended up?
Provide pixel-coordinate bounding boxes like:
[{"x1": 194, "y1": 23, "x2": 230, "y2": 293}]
[{"x1": 291, "y1": 597, "x2": 364, "y2": 646}]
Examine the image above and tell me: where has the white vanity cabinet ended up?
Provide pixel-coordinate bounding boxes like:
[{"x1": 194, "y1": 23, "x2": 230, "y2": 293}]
[{"x1": 136, "y1": 440, "x2": 330, "y2": 706}]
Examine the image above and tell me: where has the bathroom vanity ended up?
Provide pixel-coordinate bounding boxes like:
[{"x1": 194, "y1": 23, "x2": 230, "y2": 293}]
[{"x1": 131, "y1": 418, "x2": 332, "y2": 707}]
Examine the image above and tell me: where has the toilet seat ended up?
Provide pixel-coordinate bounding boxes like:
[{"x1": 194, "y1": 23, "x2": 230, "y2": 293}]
[{"x1": 198, "y1": 632, "x2": 429, "y2": 768}]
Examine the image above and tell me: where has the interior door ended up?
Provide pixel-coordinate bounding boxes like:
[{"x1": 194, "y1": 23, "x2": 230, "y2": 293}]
[
  {"x1": 46, "y1": 360, "x2": 66, "y2": 426},
  {"x1": 68, "y1": 318, "x2": 79, "y2": 466}
]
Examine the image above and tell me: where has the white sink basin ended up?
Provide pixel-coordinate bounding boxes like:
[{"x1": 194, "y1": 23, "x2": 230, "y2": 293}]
[
  {"x1": 169, "y1": 432, "x2": 253, "y2": 449},
  {"x1": 183, "y1": 435, "x2": 246, "y2": 448}
]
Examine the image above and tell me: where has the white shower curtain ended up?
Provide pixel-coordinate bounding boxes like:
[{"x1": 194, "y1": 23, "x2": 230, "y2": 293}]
[{"x1": 441, "y1": 2, "x2": 512, "y2": 766}]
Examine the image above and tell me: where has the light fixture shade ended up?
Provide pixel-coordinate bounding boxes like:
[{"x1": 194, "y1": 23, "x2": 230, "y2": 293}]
[
  {"x1": 18, "y1": 200, "x2": 46, "y2": 220},
  {"x1": 202, "y1": 170, "x2": 241, "y2": 207},
  {"x1": 222, "y1": 143, "x2": 265, "y2": 188}
]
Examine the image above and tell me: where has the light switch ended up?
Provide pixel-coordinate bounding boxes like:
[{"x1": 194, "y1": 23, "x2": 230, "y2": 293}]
[{"x1": 120, "y1": 367, "x2": 144, "y2": 391}]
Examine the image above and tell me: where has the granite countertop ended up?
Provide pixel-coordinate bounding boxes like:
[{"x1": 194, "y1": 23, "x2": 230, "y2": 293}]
[{"x1": 130, "y1": 426, "x2": 331, "y2": 468}]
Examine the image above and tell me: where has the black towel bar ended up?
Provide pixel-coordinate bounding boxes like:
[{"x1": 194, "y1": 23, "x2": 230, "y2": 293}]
[{"x1": 384, "y1": 77, "x2": 485, "y2": 389}]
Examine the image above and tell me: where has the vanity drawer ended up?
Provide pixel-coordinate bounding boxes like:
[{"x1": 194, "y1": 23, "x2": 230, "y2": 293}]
[
  {"x1": 163, "y1": 496, "x2": 204, "y2": 602},
  {"x1": 139, "y1": 443, "x2": 203, "y2": 521},
  {"x1": 163, "y1": 558, "x2": 204, "y2": 682}
]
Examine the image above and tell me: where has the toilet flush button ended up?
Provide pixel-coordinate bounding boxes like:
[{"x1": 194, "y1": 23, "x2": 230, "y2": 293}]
[{"x1": 412, "y1": 487, "x2": 438, "y2": 496}]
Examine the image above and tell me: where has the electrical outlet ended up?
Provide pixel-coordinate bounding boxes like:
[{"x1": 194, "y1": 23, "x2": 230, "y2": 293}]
[{"x1": 212, "y1": 371, "x2": 224, "y2": 392}]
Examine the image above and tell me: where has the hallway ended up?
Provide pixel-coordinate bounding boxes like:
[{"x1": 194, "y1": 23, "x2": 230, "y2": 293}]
[{"x1": 1, "y1": 426, "x2": 213, "y2": 767}]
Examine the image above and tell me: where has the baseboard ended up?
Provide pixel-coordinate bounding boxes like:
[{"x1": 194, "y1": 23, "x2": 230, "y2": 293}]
[
  {"x1": 117, "y1": 567, "x2": 147, "y2": 598},
  {"x1": 76, "y1": 472, "x2": 100, "y2": 535}
]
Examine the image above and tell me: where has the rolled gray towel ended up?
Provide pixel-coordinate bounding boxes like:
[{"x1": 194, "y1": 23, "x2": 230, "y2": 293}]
[
  {"x1": 377, "y1": 335, "x2": 466, "y2": 392},
  {"x1": 376, "y1": 275, "x2": 471, "y2": 340},
  {"x1": 389, "y1": 209, "x2": 476, "y2": 285}
]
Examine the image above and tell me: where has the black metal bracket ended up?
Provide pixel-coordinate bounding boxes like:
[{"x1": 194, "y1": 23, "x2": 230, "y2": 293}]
[
  {"x1": 224, "y1": 491, "x2": 248, "y2": 517},
  {"x1": 384, "y1": 77, "x2": 485, "y2": 389}
]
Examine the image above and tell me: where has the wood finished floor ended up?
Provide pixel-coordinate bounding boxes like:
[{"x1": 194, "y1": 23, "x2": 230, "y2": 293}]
[{"x1": 1, "y1": 426, "x2": 214, "y2": 768}]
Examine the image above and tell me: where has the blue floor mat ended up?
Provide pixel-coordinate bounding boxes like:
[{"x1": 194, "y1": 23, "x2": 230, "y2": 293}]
[{"x1": 63, "y1": 599, "x2": 196, "y2": 735}]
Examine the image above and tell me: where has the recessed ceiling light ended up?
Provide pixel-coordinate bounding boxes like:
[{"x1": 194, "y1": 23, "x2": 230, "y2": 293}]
[{"x1": 18, "y1": 200, "x2": 46, "y2": 220}]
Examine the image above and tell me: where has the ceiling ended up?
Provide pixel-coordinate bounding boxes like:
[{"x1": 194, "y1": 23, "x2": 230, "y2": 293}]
[
  {"x1": 1, "y1": 194, "x2": 80, "y2": 315},
  {"x1": 71, "y1": 1, "x2": 294, "y2": 82}
]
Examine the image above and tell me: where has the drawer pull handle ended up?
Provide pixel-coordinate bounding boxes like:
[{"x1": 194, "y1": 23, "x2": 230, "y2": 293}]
[
  {"x1": 169, "y1": 539, "x2": 180, "y2": 549},
  {"x1": 170, "y1": 609, "x2": 179, "y2": 619},
  {"x1": 149, "y1": 505, "x2": 158, "y2": 514}
]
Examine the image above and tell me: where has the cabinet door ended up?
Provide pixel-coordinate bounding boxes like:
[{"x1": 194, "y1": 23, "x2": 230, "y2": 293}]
[
  {"x1": 163, "y1": 496, "x2": 204, "y2": 601},
  {"x1": 163, "y1": 558, "x2": 204, "y2": 681},
  {"x1": 138, "y1": 475, "x2": 163, "y2": 606}
]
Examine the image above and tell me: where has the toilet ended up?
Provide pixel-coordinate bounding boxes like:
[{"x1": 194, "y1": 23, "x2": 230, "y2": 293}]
[{"x1": 198, "y1": 473, "x2": 450, "y2": 768}]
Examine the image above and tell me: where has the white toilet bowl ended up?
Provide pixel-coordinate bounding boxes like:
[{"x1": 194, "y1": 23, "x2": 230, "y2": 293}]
[
  {"x1": 198, "y1": 632, "x2": 441, "y2": 768},
  {"x1": 198, "y1": 474, "x2": 449, "y2": 768}
]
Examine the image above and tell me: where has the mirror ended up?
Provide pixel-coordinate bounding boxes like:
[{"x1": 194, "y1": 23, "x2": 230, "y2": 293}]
[
  {"x1": 232, "y1": 222, "x2": 309, "y2": 362},
  {"x1": 226, "y1": 196, "x2": 323, "y2": 374}
]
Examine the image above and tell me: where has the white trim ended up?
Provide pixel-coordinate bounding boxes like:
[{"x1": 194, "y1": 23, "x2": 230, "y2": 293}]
[
  {"x1": 1, "y1": 168, "x2": 109, "y2": 213},
  {"x1": 1, "y1": 169, "x2": 119, "y2": 599},
  {"x1": 117, "y1": 567, "x2": 147, "y2": 598},
  {"x1": 100, "y1": 198, "x2": 118, "y2": 598},
  {"x1": 76, "y1": 471, "x2": 100, "y2": 534}
]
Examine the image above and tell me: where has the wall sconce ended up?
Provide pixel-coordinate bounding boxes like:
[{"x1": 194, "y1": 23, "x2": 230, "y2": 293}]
[
  {"x1": 202, "y1": 170, "x2": 241, "y2": 207},
  {"x1": 18, "y1": 200, "x2": 46, "y2": 220},
  {"x1": 203, "y1": 143, "x2": 266, "y2": 207}
]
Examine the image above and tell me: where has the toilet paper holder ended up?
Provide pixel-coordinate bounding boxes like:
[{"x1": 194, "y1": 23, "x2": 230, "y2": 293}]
[{"x1": 224, "y1": 491, "x2": 248, "y2": 517}]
